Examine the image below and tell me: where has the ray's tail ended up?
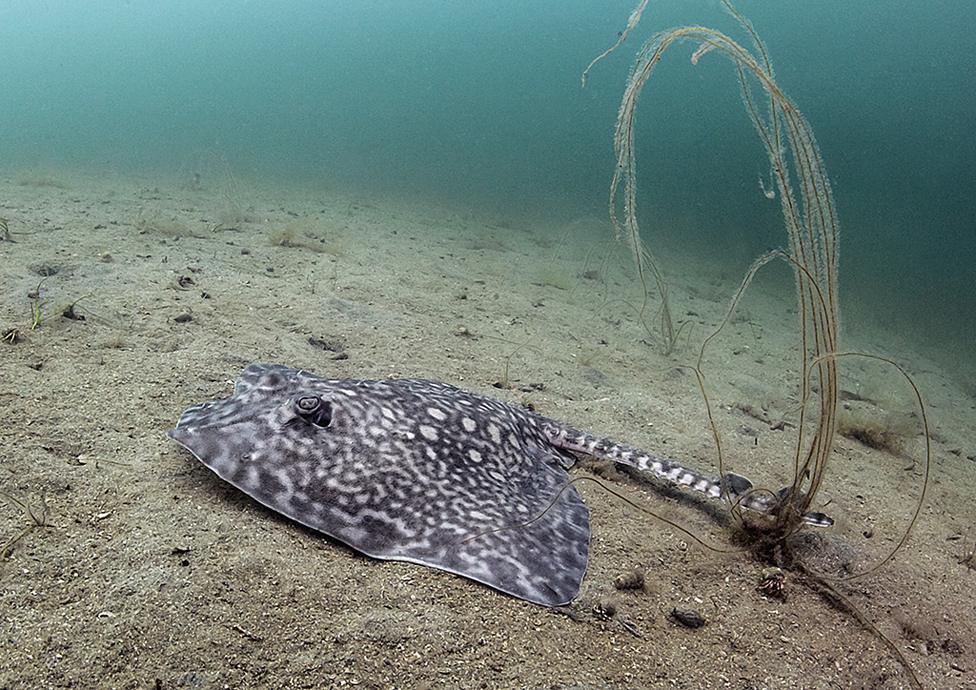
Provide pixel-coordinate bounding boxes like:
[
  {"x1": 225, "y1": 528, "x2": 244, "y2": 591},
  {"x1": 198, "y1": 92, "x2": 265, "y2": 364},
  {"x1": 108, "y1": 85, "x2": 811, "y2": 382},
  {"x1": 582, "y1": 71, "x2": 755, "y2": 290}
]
[{"x1": 544, "y1": 423, "x2": 833, "y2": 527}]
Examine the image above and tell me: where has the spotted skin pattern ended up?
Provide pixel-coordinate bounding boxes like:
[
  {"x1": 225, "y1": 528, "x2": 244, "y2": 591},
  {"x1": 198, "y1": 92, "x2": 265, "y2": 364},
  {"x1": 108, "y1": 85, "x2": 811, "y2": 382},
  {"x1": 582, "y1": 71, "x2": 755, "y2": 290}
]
[{"x1": 170, "y1": 363, "x2": 830, "y2": 607}]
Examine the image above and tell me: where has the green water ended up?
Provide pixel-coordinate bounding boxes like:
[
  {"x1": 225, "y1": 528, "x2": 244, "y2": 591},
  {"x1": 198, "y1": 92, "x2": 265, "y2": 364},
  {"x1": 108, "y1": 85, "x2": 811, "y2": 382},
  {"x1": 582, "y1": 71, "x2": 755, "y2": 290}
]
[{"x1": 1, "y1": 0, "x2": 972, "y2": 363}]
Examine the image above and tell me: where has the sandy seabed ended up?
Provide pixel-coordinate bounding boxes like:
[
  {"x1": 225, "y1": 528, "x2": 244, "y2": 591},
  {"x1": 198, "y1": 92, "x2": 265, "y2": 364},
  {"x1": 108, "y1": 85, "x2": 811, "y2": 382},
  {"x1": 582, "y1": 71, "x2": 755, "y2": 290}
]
[{"x1": 1, "y1": 170, "x2": 974, "y2": 689}]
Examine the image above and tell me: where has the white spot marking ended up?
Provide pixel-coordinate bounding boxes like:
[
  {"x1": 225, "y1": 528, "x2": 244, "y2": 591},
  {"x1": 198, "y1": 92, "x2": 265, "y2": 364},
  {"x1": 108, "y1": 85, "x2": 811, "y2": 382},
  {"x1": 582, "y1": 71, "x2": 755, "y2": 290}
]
[{"x1": 488, "y1": 424, "x2": 501, "y2": 444}]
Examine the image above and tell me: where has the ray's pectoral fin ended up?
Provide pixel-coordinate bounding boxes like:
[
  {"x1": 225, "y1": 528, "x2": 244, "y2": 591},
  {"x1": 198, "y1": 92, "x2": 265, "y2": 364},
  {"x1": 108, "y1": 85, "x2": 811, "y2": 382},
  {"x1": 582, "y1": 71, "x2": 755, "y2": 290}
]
[
  {"x1": 282, "y1": 447, "x2": 590, "y2": 607},
  {"x1": 427, "y1": 458, "x2": 590, "y2": 607}
]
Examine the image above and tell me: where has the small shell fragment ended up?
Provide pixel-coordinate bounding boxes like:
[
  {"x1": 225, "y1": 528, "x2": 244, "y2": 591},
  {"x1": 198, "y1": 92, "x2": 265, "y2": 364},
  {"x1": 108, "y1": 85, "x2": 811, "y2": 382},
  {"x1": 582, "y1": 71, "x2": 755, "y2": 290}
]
[
  {"x1": 593, "y1": 598, "x2": 617, "y2": 620},
  {"x1": 757, "y1": 567, "x2": 787, "y2": 600}
]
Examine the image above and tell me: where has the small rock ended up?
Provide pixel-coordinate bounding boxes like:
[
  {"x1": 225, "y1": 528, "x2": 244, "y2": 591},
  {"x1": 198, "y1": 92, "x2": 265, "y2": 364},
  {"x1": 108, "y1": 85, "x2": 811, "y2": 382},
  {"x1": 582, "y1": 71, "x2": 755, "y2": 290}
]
[
  {"x1": 174, "y1": 312, "x2": 193, "y2": 323},
  {"x1": 308, "y1": 336, "x2": 343, "y2": 353},
  {"x1": 942, "y1": 638, "x2": 964, "y2": 657},
  {"x1": 669, "y1": 608, "x2": 706, "y2": 629},
  {"x1": 613, "y1": 569, "x2": 645, "y2": 591}
]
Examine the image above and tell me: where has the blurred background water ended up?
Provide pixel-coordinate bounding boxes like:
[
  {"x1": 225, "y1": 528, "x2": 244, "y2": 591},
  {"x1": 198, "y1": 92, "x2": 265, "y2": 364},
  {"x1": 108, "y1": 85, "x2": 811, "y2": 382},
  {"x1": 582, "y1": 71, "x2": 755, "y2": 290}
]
[{"x1": 1, "y1": 0, "x2": 972, "y2": 367}]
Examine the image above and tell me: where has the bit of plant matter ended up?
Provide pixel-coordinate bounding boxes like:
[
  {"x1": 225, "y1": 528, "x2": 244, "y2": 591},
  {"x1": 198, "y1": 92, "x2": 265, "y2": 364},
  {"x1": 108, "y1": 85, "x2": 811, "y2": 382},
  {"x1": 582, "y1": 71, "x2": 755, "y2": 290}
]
[
  {"x1": 0, "y1": 492, "x2": 49, "y2": 559},
  {"x1": 2, "y1": 327, "x2": 22, "y2": 344},
  {"x1": 960, "y1": 542, "x2": 975, "y2": 573},
  {"x1": 837, "y1": 406, "x2": 915, "y2": 456},
  {"x1": 589, "y1": 0, "x2": 930, "y2": 570},
  {"x1": 268, "y1": 222, "x2": 344, "y2": 256},
  {"x1": 27, "y1": 280, "x2": 49, "y2": 330},
  {"x1": 61, "y1": 293, "x2": 94, "y2": 322},
  {"x1": 587, "y1": 2, "x2": 930, "y2": 686}
]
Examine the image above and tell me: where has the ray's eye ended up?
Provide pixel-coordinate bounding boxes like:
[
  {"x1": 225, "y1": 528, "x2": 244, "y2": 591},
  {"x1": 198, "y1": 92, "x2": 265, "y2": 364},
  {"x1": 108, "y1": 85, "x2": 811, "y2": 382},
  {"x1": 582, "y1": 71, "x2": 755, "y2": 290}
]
[{"x1": 294, "y1": 395, "x2": 332, "y2": 428}]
